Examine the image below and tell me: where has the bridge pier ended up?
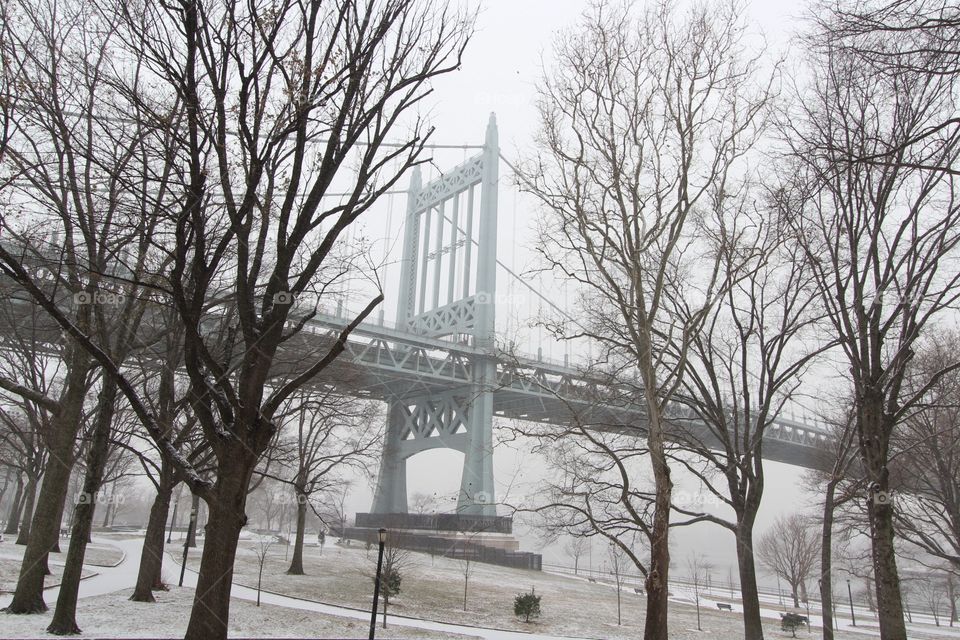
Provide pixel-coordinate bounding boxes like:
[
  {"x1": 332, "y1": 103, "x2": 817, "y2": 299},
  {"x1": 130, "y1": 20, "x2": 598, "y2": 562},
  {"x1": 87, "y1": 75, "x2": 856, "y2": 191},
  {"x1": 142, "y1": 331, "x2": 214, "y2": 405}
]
[
  {"x1": 457, "y1": 379, "x2": 495, "y2": 515},
  {"x1": 371, "y1": 404, "x2": 410, "y2": 513},
  {"x1": 370, "y1": 114, "x2": 500, "y2": 518}
]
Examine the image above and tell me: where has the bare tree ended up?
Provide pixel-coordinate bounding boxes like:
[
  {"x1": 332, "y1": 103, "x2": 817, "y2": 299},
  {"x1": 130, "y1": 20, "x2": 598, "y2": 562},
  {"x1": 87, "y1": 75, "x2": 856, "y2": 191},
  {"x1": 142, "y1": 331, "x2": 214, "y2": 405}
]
[
  {"x1": 756, "y1": 513, "x2": 820, "y2": 608},
  {"x1": 268, "y1": 388, "x2": 380, "y2": 576},
  {"x1": 366, "y1": 533, "x2": 414, "y2": 629},
  {"x1": 891, "y1": 334, "x2": 960, "y2": 573},
  {"x1": 410, "y1": 492, "x2": 441, "y2": 516},
  {"x1": 458, "y1": 550, "x2": 474, "y2": 612},
  {"x1": 566, "y1": 534, "x2": 590, "y2": 576},
  {"x1": 315, "y1": 483, "x2": 352, "y2": 539},
  {"x1": 818, "y1": 0, "x2": 960, "y2": 93},
  {"x1": 800, "y1": 404, "x2": 861, "y2": 640},
  {"x1": 608, "y1": 543, "x2": 629, "y2": 626},
  {"x1": 687, "y1": 553, "x2": 713, "y2": 632},
  {"x1": 0, "y1": 298, "x2": 65, "y2": 545},
  {"x1": 0, "y1": 0, "x2": 182, "y2": 622},
  {"x1": 0, "y1": 402, "x2": 47, "y2": 545},
  {"x1": 0, "y1": 0, "x2": 472, "y2": 637},
  {"x1": 517, "y1": 3, "x2": 772, "y2": 637},
  {"x1": 125, "y1": 315, "x2": 210, "y2": 602},
  {"x1": 667, "y1": 195, "x2": 823, "y2": 640},
  {"x1": 919, "y1": 575, "x2": 947, "y2": 626},
  {"x1": 779, "y1": 7, "x2": 960, "y2": 635},
  {"x1": 250, "y1": 535, "x2": 277, "y2": 607}
]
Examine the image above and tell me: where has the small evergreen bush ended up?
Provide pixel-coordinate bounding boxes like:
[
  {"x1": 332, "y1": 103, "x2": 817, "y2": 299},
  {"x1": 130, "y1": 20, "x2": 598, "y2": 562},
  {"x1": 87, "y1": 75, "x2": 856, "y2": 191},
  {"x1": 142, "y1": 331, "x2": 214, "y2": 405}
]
[{"x1": 514, "y1": 592, "x2": 542, "y2": 623}]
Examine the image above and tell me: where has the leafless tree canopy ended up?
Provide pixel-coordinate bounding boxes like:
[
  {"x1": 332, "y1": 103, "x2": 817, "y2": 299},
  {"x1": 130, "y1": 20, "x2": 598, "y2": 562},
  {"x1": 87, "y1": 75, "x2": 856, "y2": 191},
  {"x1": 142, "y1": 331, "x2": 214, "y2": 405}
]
[
  {"x1": 756, "y1": 513, "x2": 820, "y2": 608},
  {"x1": 0, "y1": 0, "x2": 472, "y2": 636},
  {"x1": 518, "y1": 2, "x2": 774, "y2": 637},
  {"x1": 893, "y1": 334, "x2": 960, "y2": 572}
]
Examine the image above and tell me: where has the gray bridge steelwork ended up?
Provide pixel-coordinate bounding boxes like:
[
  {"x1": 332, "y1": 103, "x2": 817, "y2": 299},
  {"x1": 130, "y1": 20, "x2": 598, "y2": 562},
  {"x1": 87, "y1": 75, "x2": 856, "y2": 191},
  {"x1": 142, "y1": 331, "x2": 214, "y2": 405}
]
[
  {"x1": 321, "y1": 115, "x2": 831, "y2": 517},
  {"x1": 0, "y1": 114, "x2": 832, "y2": 522}
]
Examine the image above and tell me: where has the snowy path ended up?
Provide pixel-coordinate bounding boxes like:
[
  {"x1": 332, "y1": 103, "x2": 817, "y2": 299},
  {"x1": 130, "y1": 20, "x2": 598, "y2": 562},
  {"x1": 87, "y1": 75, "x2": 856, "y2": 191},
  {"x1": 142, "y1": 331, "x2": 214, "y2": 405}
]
[{"x1": 0, "y1": 537, "x2": 136, "y2": 610}]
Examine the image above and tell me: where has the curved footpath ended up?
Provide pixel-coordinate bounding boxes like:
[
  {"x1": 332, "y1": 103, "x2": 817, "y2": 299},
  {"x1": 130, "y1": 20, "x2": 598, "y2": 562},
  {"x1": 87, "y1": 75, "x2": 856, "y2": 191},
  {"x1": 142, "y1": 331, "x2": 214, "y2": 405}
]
[
  {"x1": 0, "y1": 538, "x2": 135, "y2": 610},
  {"x1": 1, "y1": 536, "x2": 578, "y2": 640}
]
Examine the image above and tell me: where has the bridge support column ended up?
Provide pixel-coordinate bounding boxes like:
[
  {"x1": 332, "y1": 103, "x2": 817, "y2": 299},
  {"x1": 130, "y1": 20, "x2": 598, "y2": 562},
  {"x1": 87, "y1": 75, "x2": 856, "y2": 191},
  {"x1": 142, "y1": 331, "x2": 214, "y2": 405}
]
[
  {"x1": 369, "y1": 114, "x2": 500, "y2": 518},
  {"x1": 456, "y1": 114, "x2": 499, "y2": 517},
  {"x1": 371, "y1": 403, "x2": 409, "y2": 513},
  {"x1": 458, "y1": 368, "x2": 496, "y2": 516}
]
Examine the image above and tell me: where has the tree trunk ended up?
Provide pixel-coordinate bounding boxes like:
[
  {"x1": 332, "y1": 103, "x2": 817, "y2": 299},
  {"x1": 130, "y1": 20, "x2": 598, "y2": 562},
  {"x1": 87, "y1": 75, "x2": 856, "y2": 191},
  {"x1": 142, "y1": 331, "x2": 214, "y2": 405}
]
[
  {"x1": 167, "y1": 487, "x2": 181, "y2": 544},
  {"x1": 186, "y1": 492, "x2": 200, "y2": 548},
  {"x1": 3, "y1": 474, "x2": 24, "y2": 536},
  {"x1": 642, "y1": 381, "x2": 672, "y2": 640},
  {"x1": 4, "y1": 437, "x2": 74, "y2": 613},
  {"x1": 182, "y1": 470, "x2": 250, "y2": 640},
  {"x1": 0, "y1": 467, "x2": 11, "y2": 512},
  {"x1": 860, "y1": 396, "x2": 907, "y2": 639},
  {"x1": 15, "y1": 475, "x2": 38, "y2": 545},
  {"x1": 287, "y1": 492, "x2": 307, "y2": 575},
  {"x1": 47, "y1": 379, "x2": 118, "y2": 635},
  {"x1": 50, "y1": 474, "x2": 72, "y2": 555},
  {"x1": 948, "y1": 576, "x2": 957, "y2": 626},
  {"x1": 820, "y1": 480, "x2": 837, "y2": 640},
  {"x1": 131, "y1": 471, "x2": 175, "y2": 601},
  {"x1": 101, "y1": 489, "x2": 113, "y2": 528},
  {"x1": 463, "y1": 572, "x2": 468, "y2": 611},
  {"x1": 616, "y1": 580, "x2": 622, "y2": 625},
  {"x1": 789, "y1": 581, "x2": 800, "y2": 608},
  {"x1": 736, "y1": 520, "x2": 765, "y2": 640}
]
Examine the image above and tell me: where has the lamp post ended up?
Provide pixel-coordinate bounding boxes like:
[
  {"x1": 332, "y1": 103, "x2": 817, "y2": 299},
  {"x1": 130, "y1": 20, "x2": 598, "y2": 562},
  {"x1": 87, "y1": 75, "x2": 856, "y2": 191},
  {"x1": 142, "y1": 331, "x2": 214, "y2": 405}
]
[
  {"x1": 178, "y1": 503, "x2": 198, "y2": 587},
  {"x1": 847, "y1": 579, "x2": 856, "y2": 627},
  {"x1": 368, "y1": 528, "x2": 387, "y2": 640}
]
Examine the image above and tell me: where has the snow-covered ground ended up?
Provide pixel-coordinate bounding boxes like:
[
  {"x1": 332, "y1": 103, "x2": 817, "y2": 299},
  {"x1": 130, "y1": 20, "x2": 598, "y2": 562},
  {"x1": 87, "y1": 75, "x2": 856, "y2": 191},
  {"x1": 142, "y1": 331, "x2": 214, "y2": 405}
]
[
  {"x1": 2, "y1": 533, "x2": 959, "y2": 639},
  {"x1": 178, "y1": 536, "x2": 959, "y2": 640}
]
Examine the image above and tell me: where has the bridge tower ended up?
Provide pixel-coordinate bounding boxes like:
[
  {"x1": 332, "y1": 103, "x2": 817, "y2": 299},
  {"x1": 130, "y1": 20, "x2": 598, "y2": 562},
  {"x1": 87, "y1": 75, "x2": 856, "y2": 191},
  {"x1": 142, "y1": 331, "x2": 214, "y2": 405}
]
[{"x1": 370, "y1": 114, "x2": 500, "y2": 517}]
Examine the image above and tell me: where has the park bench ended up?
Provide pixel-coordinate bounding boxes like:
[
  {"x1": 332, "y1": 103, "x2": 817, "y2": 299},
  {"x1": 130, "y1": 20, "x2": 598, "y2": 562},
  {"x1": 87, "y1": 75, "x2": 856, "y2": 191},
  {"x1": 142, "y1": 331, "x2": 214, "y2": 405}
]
[
  {"x1": 634, "y1": 587, "x2": 644, "y2": 595},
  {"x1": 588, "y1": 578, "x2": 597, "y2": 583},
  {"x1": 716, "y1": 603, "x2": 733, "y2": 611}
]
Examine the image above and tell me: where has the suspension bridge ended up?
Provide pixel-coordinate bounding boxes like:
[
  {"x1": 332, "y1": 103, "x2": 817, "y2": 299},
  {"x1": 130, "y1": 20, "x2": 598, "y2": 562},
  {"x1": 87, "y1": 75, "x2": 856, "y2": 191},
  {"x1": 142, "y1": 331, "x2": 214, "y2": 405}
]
[
  {"x1": 308, "y1": 114, "x2": 832, "y2": 520},
  {"x1": 0, "y1": 114, "x2": 833, "y2": 527}
]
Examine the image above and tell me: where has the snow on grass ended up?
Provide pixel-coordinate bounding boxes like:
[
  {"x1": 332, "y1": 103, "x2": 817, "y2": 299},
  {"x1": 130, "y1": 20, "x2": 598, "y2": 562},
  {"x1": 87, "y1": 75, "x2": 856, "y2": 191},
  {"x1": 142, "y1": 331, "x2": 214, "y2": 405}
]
[
  {"x1": 180, "y1": 539, "x2": 896, "y2": 640},
  {"x1": 0, "y1": 540, "x2": 124, "y2": 568},
  {"x1": 0, "y1": 586, "x2": 476, "y2": 639},
  {"x1": 0, "y1": 559, "x2": 95, "y2": 593}
]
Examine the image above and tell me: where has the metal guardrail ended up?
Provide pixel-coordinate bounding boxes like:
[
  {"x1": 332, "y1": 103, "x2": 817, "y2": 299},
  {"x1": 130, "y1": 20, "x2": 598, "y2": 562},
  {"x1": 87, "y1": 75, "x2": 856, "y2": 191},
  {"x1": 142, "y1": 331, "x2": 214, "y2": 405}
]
[
  {"x1": 354, "y1": 512, "x2": 513, "y2": 534},
  {"x1": 340, "y1": 525, "x2": 541, "y2": 571}
]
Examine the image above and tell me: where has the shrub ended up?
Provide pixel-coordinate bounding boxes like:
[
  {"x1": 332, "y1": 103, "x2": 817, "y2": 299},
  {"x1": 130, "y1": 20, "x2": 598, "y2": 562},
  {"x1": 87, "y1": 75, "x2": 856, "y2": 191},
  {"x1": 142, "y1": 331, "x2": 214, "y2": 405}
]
[
  {"x1": 383, "y1": 567, "x2": 402, "y2": 598},
  {"x1": 780, "y1": 613, "x2": 806, "y2": 637},
  {"x1": 514, "y1": 592, "x2": 542, "y2": 623}
]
